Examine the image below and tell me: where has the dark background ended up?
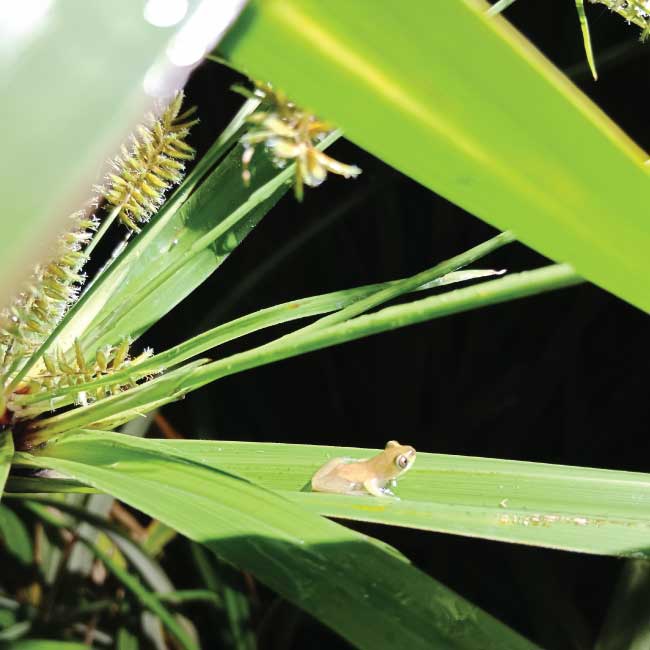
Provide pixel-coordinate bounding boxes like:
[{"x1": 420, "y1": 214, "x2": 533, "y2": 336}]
[{"x1": 144, "y1": 2, "x2": 650, "y2": 648}]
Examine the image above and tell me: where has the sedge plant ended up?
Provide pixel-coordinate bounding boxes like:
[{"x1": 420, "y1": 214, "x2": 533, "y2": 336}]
[{"x1": 2, "y1": 2, "x2": 649, "y2": 648}]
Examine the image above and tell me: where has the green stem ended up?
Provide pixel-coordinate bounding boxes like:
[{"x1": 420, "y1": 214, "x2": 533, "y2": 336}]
[
  {"x1": 159, "y1": 589, "x2": 222, "y2": 607},
  {"x1": 84, "y1": 204, "x2": 121, "y2": 259},
  {"x1": 486, "y1": 0, "x2": 519, "y2": 16}
]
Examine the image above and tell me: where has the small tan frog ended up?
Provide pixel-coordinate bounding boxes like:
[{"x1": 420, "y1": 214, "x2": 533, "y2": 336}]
[{"x1": 311, "y1": 440, "x2": 416, "y2": 498}]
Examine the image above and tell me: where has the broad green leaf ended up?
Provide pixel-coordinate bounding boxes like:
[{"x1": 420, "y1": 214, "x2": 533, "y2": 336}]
[
  {"x1": 157, "y1": 439, "x2": 650, "y2": 557},
  {"x1": 0, "y1": 432, "x2": 12, "y2": 500},
  {"x1": 18, "y1": 429, "x2": 538, "y2": 650},
  {"x1": 27, "y1": 263, "x2": 579, "y2": 438},
  {"x1": 220, "y1": 0, "x2": 650, "y2": 311},
  {"x1": 22, "y1": 435, "x2": 650, "y2": 558},
  {"x1": 0, "y1": 504, "x2": 32, "y2": 564}
]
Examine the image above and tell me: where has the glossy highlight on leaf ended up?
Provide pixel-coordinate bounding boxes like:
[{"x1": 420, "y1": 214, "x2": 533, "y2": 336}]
[{"x1": 220, "y1": 0, "x2": 650, "y2": 311}]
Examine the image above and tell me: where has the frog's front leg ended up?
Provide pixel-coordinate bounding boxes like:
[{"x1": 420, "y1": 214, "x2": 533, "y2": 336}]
[{"x1": 363, "y1": 478, "x2": 397, "y2": 498}]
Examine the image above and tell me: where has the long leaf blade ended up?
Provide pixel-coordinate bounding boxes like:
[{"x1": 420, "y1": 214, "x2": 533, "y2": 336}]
[
  {"x1": 22, "y1": 435, "x2": 650, "y2": 558},
  {"x1": 19, "y1": 430, "x2": 538, "y2": 650},
  {"x1": 220, "y1": 0, "x2": 650, "y2": 311},
  {"x1": 27, "y1": 264, "x2": 579, "y2": 438}
]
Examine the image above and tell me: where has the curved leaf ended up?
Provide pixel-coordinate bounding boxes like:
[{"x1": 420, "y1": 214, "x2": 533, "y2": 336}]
[{"x1": 18, "y1": 430, "x2": 538, "y2": 650}]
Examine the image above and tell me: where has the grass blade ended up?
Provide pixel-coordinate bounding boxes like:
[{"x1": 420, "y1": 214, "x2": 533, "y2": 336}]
[
  {"x1": 294, "y1": 230, "x2": 513, "y2": 334},
  {"x1": 32, "y1": 436, "x2": 650, "y2": 559},
  {"x1": 191, "y1": 543, "x2": 255, "y2": 650},
  {"x1": 18, "y1": 430, "x2": 539, "y2": 650},
  {"x1": 0, "y1": 432, "x2": 13, "y2": 500},
  {"x1": 575, "y1": 0, "x2": 598, "y2": 80},
  {"x1": 24, "y1": 499, "x2": 195, "y2": 650},
  {"x1": 1, "y1": 641, "x2": 89, "y2": 650},
  {"x1": 164, "y1": 438, "x2": 650, "y2": 557},
  {"x1": 15, "y1": 263, "x2": 505, "y2": 412},
  {"x1": 27, "y1": 264, "x2": 579, "y2": 438},
  {"x1": 220, "y1": 0, "x2": 650, "y2": 311}
]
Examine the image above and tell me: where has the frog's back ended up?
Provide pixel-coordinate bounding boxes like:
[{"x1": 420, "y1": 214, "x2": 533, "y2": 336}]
[{"x1": 311, "y1": 457, "x2": 368, "y2": 495}]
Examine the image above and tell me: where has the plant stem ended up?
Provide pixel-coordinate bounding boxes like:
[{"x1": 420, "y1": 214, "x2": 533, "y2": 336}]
[{"x1": 84, "y1": 204, "x2": 121, "y2": 259}]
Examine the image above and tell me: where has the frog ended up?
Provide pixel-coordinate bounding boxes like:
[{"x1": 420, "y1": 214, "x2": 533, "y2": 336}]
[{"x1": 310, "y1": 440, "x2": 416, "y2": 498}]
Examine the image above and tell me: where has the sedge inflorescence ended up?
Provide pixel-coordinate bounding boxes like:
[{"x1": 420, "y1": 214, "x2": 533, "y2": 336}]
[
  {"x1": 103, "y1": 91, "x2": 198, "y2": 232},
  {"x1": 0, "y1": 211, "x2": 98, "y2": 384},
  {"x1": 239, "y1": 81, "x2": 362, "y2": 201},
  {"x1": 1, "y1": 92, "x2": 197, "y2": 420},
  {"x1": 590, "y1": 0, "x2": 650, "y2": 38}
]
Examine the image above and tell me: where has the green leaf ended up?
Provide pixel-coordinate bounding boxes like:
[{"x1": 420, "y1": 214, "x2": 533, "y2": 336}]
[
  {"x1": 194, "y1": 439, "x2": 650, "y2": 556},
  {"x1": 220, "y1": 0, "x2": 650, "y2": 311},
  {"x1": 27, "y1": 263, "x2": 579, "y2": 438},
  {"x1": 0, "y1": 504, "x2": 32, "y2": 564},
  {"x1": 0, "y1": 621, "x2": 31, "y2": 643},
  {"x1": 289, "y1": 231, "x2": 513, "y2": 334},
  {"x1": 25, "y1": 435, "x2": 650, "y2": 559},
  {"x1": 142, "y1": 521, "x2": 177, "y2": 557},
  {"x1": 0, "y1": 432, "x2": 12, "y2": 500},
  {"x1": 19, "y1": 430, "x2": 538, "y2": 650},
  {"x1": 15, "y1": 228, "x2": 508, "y2": 412},
  {"x1": 32, "y1": 130, "x2": 339, "y2": 375},
  {"x1": 575, "y1": 0, "x2": 598, "y2": 81}
]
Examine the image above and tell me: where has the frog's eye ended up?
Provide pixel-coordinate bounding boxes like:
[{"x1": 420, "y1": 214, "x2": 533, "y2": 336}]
[{"x1": 396, "y1": 454, "x2": 409, "y2": 469}]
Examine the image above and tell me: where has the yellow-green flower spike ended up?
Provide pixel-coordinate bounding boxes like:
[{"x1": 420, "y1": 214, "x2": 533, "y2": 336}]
[{"x1": 102, "y1": 91, "x2": 198, "y2": 232}]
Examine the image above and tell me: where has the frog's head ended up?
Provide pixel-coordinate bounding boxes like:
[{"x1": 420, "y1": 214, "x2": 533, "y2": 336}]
[{"x1": 385, "y1": 440, "x2": 416, "y2": 478}]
